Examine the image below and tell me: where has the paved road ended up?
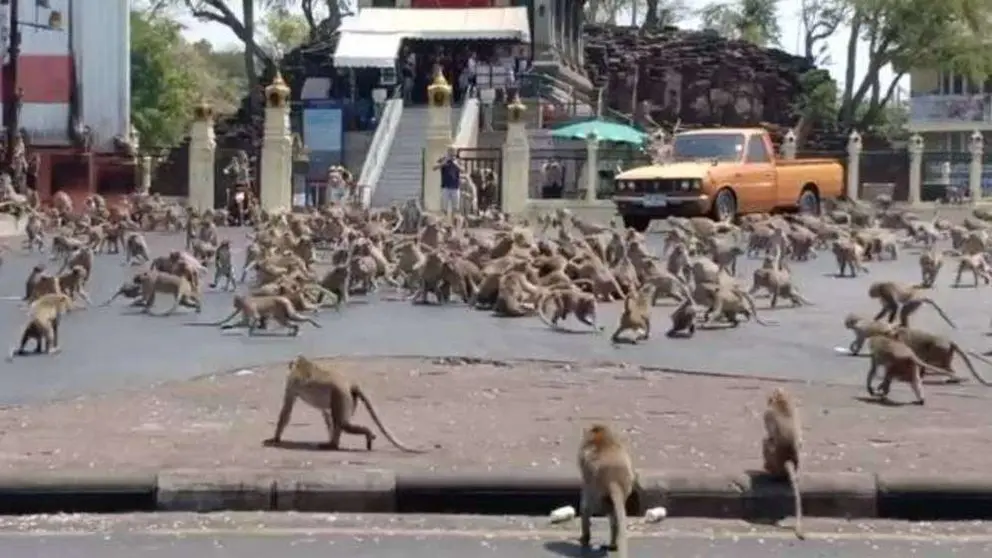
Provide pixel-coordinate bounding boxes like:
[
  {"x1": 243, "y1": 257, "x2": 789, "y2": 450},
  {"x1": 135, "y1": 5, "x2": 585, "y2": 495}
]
[
  {"x1": 2, "y1": 224, "x2": 991, "y2": 404},
  {"x1": 1, "y1": 513, "x2": 991, "y2": 558}
]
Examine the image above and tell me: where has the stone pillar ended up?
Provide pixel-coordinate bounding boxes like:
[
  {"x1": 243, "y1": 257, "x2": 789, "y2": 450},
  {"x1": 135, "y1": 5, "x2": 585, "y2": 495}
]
[
  {"x1": 372, "y1": 88, "x2": 388, "y2": 121},
  {"x1": 575, "y1": 2, "x2": 585, "y2": 67},
  {"x1": 553, "y1": 0, "x2": 563, "y2": 57},
  {"x1": 969, "y1": 130, "x2": 984, "y2": 203},
  {"x1": 501, "y1": 95, "x2": 530, "y2": 214},
  {"x1": 422, "y1": 72, "x2": 453, "y2": 213},
  {"x1": 187, "y1": 100, "x2": 216, "y2": 212},
  {"x1": 585, "y1": 132, "x2": 599, "y2": 203},
  {"x1": 781, "y1": 129, "x2": 797, "y2": 160},
  {"x1": 846, "y1": 130, "x2": 861, "y2": 200},
  {"x1": 260, "y1": 72, "x2": 293, "y2": 212},
  {"x1": 480, "y1": 88, "x2": 495, "y2": 131},
  {"x1": 138, "y1": 155, "x2": 153, "y2": 194},
  {"x1": 908, "y1": 133, "x2": 923, "y2": 205},
  {"x1": 562, "y1": 1, "x2": 573, "y2": 68}
]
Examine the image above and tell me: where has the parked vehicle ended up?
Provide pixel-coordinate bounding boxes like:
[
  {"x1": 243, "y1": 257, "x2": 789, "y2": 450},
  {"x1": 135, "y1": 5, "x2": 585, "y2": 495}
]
[{"x1": 612, "y1": 128, "x2": 844, "y2": 231}]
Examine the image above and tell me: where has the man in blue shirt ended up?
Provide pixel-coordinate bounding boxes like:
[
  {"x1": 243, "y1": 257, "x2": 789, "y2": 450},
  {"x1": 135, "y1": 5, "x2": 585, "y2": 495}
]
[{"x1": 433, "y1": 146, "x2": 462, "y2": 216}]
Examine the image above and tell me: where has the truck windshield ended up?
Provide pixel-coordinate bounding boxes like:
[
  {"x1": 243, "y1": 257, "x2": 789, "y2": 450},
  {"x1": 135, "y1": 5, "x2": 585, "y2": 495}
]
[{"x1": 671, "y1": 133, "x2": 746, "y2": 162}]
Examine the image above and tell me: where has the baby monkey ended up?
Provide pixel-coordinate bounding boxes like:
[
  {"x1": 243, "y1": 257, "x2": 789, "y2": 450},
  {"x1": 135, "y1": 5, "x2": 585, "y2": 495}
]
[
  {"x1": 264, "y1": 355, "x2": 426, "y2": 453},
  {"x1": 577, "y1": 423, "x2": 635, "y2": 558},
  {"x1": 762, "y1": 388, "x2": 804, "y2": 540}
]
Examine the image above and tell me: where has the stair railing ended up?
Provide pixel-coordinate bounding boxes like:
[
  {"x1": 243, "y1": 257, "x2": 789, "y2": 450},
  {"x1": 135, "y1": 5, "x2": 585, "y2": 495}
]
[{"x1": 358, "y1": 97, "x2": 404, "y2": 208}]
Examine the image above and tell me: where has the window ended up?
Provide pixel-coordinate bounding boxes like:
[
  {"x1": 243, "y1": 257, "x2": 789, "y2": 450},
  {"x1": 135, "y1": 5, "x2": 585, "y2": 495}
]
[
  {"x1": 746, "y1": 136, "x2": 770, "y2": 163},
  {"x1": 671, "y1": 133, "x2": 746, "y2": 162}
]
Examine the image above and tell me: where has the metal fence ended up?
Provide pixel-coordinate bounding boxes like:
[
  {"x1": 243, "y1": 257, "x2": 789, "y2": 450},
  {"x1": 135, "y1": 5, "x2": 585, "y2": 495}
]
[
  {"x1": 530, "y1": 147, "x2": 585, "y2": 199},
  {"x1": 455, "y1": 147, "x2": 503, "y2": 211},
  {"x1": 922, "y1": 150, "x2": 971, "y2": 202}
]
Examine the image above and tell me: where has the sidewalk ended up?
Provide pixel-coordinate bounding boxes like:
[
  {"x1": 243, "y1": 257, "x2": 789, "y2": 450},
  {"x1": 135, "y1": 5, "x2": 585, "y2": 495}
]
[
  {"x1": 2, "y1": 357, "x2": 992, "y2": 518},
  {"x1": 3, "y1": 357, "x2": 990, "y2": 475}
]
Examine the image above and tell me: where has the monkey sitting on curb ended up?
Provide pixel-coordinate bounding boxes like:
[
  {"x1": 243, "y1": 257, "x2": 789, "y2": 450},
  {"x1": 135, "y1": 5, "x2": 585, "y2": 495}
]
[
  {"x1": 7, "y1": 293, "x2": 73, "y2": 360},
  {"x1": 263, "y1": 355, "x2": 427, "y2": 452},
  {"x1": 577, "y1": 423, "x2": 635, "y2": 558},
  {"x1": 762, "y1": 388, "x2": 805, "y2": 540}
]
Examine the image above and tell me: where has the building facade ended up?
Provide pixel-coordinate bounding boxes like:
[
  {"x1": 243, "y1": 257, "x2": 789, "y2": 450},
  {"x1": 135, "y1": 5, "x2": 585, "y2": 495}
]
[
  {"x1": 909, "y1": 67, "x2": 992, "y2": 151},
  {"x1": 354, "y1": 0, "x2": 585, "y2": 75},
  {"x1": 0, "y1": 0, "x2": 130, "y2": 152}
]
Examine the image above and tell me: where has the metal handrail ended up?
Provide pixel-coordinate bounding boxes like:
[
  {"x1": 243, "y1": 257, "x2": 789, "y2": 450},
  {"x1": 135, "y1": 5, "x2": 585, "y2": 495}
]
[{"x1": 359, "y1": 98, "x2": 403, "y2": 207}]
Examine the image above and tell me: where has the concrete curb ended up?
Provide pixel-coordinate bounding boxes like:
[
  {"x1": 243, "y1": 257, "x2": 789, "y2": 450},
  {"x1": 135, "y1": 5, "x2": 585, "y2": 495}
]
[{"x1": 2, "y1": 469, "x2": 992, "y2": 519}]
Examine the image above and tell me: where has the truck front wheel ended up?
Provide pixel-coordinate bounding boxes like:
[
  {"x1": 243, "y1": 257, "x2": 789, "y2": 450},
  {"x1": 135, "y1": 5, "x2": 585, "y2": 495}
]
[
  {"x1": 710, "y1": 188, "x2": 737, "y2": 222},
  {"x1": 621, "y1": 215, "x2": 651, "y2": 232}
]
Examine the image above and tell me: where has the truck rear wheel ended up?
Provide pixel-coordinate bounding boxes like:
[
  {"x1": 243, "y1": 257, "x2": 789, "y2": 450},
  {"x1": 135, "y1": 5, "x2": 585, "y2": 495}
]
[
  {"x1": 798, "y1": 187, "x2": 820, "y2": 215},
  {"x1": 621, "y1": 215, "x2": 651, "y2": 232},
  {"x1": 710, "y1": 188, "x2": 737, "y2": 222}
]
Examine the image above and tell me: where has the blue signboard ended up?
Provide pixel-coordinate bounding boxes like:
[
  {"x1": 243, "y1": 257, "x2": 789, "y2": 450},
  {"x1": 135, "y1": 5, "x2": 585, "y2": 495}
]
[{"x1": 302, "y1": 100, "x2": 345, "y2": 188}]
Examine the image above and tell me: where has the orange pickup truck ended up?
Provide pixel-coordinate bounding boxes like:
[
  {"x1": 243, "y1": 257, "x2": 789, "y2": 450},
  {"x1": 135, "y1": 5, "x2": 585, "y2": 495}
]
[{"x1": 612, "y1": 128, "x2": 844, "y2": 231}]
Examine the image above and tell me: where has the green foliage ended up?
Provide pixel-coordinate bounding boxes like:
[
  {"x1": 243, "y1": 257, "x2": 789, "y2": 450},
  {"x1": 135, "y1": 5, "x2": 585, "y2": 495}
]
[
  {"x1": 130, "y1": 11, "x2": 199, "y2": 148},
  {"x1": 699, "y1": 0, "x2": 781, "y2": 46},
  {"x1": 791, "y1": 70, "x2": 839, "y2": 123},
  {"x1": 261, "y1": 7, "x2": 310, "y2": 58}
]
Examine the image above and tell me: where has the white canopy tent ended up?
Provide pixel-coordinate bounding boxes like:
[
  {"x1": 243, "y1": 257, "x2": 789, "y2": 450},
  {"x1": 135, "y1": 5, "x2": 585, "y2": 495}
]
[{"x1": 333, "y1": 7, "x2": 531, "y2": 69}]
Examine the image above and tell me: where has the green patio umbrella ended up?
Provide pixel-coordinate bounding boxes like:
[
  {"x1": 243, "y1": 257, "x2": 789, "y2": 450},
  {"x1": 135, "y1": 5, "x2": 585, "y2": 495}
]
[{"x1": 550, "y1": 119, "x2": 647, "y2": 145}]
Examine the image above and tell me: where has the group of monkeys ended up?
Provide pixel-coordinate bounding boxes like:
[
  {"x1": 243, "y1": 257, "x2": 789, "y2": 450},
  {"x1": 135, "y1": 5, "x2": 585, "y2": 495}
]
[{"x1": 8, "y1": 191, "x2": 992, "y2": 552}]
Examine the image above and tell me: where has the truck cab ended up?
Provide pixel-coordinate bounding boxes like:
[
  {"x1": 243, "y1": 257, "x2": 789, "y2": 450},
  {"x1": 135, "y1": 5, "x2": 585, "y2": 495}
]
[{"x1": 613, "y1": 128, "x2": 844, "y2": 231}]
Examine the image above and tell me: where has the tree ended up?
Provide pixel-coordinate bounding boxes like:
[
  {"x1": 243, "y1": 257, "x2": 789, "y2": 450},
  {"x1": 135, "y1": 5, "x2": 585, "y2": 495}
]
[
  {"x1": 835, "y1": 0, "x2": 992, "y2": 130},
  {"x1": 643, "y1": 0, "x2": 689, "y2": 28},
  {"x1": 698, "y1": 0, "x2": 782, "y2": 46},
  {"x1": 260, "y1": 7, "x2": 310, "y2": 58},
  {"x1": 799, "y1": 0, "x2": 846, "y2": 65},
  {"x1": 130, "y1": 11, "x2": 200, "y2": 148}
]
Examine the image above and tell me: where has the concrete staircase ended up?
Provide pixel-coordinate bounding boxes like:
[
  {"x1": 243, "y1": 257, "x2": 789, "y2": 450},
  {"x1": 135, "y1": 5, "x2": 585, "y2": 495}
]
[{"x1": 371, "y1": 107, "x2": 432, "y2": 208}]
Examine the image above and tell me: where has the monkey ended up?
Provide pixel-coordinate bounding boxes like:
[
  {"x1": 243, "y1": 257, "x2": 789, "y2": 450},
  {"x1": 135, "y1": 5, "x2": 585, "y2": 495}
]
[
  {"x1": 57, "y1": 265, "x2": 92, "y2": 306},
  {"x1": 535, "y1": 286, "x2": 602, "y2": 332},
  {"x1": 865, "y1": 336, "x2": 959, "y2": 405},
  {"x1": 23, "y1": 264, "x2": 46, "y2": 301},
  {"x1": 99, "y1": 281, "x2": 144, "y2": 307},
  {"x1": 953, "y1": 253, "x2": 992, "y2": 287},
  {"x1": 577, "y1": 423, "x2": 634, "y2": 557},
  {"x1": 750, "y1": 268, "x2": 813, "y2": 308},
  {"x1": 704, "y1": 284, "x2": 774, "y2": 327},
  {"x1": 892, "y1": 327, "x2": 992, "y2": 386},
  {"x1": 611, "y1": 284, "x2": 656, "y2": 344},
  {"x1": 59, "y1": 246, "x2": 94, "y2": 282},
  {"x1": 762, "y1": 388, "x2": 805, "y2": 540},
  {"x1": 492, "y1": 273, "x2": 537, "y2": 317},
  {"x1": 208, "y1": 239, "x2": 237, "y2": 291},
  {"x1": 23, "y1": 214, "x2": 45, "y2": 253},
  {"x1": 666, "y1": 297, "x2": 699, "y2": 338},
  {"x1": 843, "y1": 314, "x2": 896, "y2": 355},
  {"x1": 137, "y1": 271, "x2": 202, "y2": 316},
  {"x1": 7, "y1": 293, "x2": 73, "y2": 360},
  {"x1": 123, "y1": 232, "x2": 150, "y2": 266},
  {"x1": 263, "y1": 355, "x2": 427, "y2": 453},
  {"x1": 832, "y1": 239, "x2": 869, "y2": 277},
  {"x1": 917, "y1": 248, "x2": 943, "y2": 288},
  {"x1": 868, "y1": 281, "x2": 957, "y2": 329},
  {"x1": 195, "y1": 294, "x2": 321, "y2": 336}
]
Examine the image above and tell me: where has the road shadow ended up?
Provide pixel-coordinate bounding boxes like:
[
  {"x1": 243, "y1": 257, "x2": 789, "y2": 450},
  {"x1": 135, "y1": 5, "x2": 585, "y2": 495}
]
[
  {"x1": 262, "y1": 439, "x2": 364, "y2": 452},
  {"x1": 853, "y1": 395, "x2": 915, "y2": 407},
  {"x1": 543, "y1": 541, "x2": 607, "y2": 558}
]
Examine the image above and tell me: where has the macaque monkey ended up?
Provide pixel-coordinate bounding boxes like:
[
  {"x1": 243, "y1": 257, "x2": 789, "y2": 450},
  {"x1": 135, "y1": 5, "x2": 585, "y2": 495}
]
[
  {"x1": 868, "y1": 281, "x2": 957, "y2": 328},
  {"x1": 611, "y1": 284, "x2": 655, "y2": 343},
  {"x1": 137, "y1": 271, "x2": 202, "y2": 316},
  {"x1": 209, "y1": 239, "x2": 237, "y2": 291},
  {"x1": 762, "y1": 388, "x2": 804, "y2": 540},
  {"x1": 666, "y1": 297, "x2": 699, "y2": 338},
  {"x1": 917, "y1": 248, "x2": 943, "y2": 288},
  {"x1": 23, "y1": 264, "x2": 46, "y2": 300},
  {"x1": 100, "y1": 280, "x2": 144, "y2": 307},
  {"x1": 123, "y1": 232, "x2": 150, "y2": 266},
  {"x1": 832, "y1": 239, "x2": 869, "y2": 277},
  {"x1": 953, "y1": 253, "x2": 992, "y2": 287},
  {"x1": 892, "y1": 327, "x2": 992, "y2": 386},
  {"x1": 7, "y1": 293, "x2": 73, "y2": 360},
  {"x1": 577, "y1": 423, "x2": 634, "y2": 557},
  {"x1": 843, "y1": 314, "x2": 896, "y2": 355},
  {"x1": 536, "y1": 287, "x2": 602, "y2": 332},
  {"x1": 263, "y1": 355, "x2": 426, "y2": 452},
  {"x1": 866, "y1": 336, "x2": 958, "y2": 405},
  {"x1": 195, "y1": 294, "x2": 320, "y2": 336}
]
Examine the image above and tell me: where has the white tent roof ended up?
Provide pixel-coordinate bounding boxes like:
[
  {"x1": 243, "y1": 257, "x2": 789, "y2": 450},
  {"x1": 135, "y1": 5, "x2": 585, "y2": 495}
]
[
  {"x1": 333, "y1": 32, "x2": 404, "y2": 69},
  {"x1": 339, "y1": 7, "x2": 530, "y2": 42}
]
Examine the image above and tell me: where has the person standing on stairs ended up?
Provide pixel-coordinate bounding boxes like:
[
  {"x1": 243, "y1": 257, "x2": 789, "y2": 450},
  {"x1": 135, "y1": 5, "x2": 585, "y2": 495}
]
[{"x1": 434, "y1": 146, "x2": 462, "y2": 217}]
